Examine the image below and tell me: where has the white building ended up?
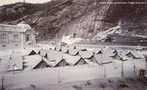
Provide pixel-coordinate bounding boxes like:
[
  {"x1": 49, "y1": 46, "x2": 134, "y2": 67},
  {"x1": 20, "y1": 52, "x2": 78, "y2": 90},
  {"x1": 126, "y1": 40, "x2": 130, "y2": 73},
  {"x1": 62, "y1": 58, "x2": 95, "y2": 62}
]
[{"x1": 0, "y1": 21, "x2": 36, "y2": 49}]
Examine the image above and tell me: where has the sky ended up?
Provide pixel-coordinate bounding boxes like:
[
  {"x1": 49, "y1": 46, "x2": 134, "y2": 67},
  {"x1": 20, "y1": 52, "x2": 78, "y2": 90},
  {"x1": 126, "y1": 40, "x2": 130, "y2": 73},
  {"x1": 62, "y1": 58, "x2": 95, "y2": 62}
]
[{"x1": 0, "y1": 0, "x2": 51, "y2": 6}]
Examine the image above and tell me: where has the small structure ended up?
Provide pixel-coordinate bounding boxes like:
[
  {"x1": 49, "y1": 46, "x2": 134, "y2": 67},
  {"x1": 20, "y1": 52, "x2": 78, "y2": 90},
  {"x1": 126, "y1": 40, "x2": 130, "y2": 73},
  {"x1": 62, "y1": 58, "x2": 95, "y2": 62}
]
[
  {"x1": 69, "y1": 49, "x2": 79, "y2": 56},
  {"x1": 80, "y1": 48, "x2": 87, "y2": 51},
  {"x1": 7, "y1": 51, "x2": 23, "y2": 72},
  {"x1": 38, "y1": 49, "x2": 48, "y2": 57},
  {"x1": 44, "y1": 57, "x2": 69, "y2": 67},
  {"x1": 0, "y1": 21, "x2": 36, "y2": 49},
  {"x1": 54, "y1": 59, "x2": 70, "y2": 67},
  {"x1": 33, "y1": 59, "x2": 51, "y2": 69},
  {"x1": 112, "y1": 49, "x2": 118, "y2": 54},
  {"x1": 44, "y1": 51, "x2": 69, "y2": 67},
  {"x1": 45, "y1": 51, "x2": 63, "y2": 61},
  {"x1": 23, "y1": 55, "x2": 51, "y2": 70},
  {"x1": 110, "y1": 52, "x2": 128, "y2": 61},
  {"x1": 94, "y1": 49, "x2": 103, "y2": 54},
  {"x1": 93, "y1": 54, "x2": 113, "y2": 65},
  {"x1": 28, "y1": 50, "x2": 37, "y2": 56},
  {"x1": 61, "y1": 46, "x2": 69, "y2": 53},
  {"x1": 22, "y1": 49, "x2": 39, "y2": 56},
  {"x1": 110, "y1": 53, "x2": 123, "y2": 60},
  {"x1": 125, "y1": 51, "x2": 144, "y2": 59},
  {"x1": 79, "y1": 51, "x2": 94, "y2": 59},
  {"x1": 55, "y1": 45, "x2": 62, "y2": 52},
  {"x1": 68, "y1": 45, "x2": 76, "y2": 50},
  {"x1": 64, "y1": 54, "x2": 87, "y2": 66}
]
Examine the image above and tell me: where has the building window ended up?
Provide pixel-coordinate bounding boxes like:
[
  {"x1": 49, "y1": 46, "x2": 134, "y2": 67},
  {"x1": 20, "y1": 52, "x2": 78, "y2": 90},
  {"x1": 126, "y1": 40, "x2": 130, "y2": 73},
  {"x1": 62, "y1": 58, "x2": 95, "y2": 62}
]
[
  {"x1": 2, "y1": 45, "x2": 6, "y2": 47},
  {"x1": 1, "y1": 33, "x2": 7, "y2": 42},
  {"x1": 1, "y1": 33, "x2": 6, "y2": 39},
  {"x1": 15, "y1": 44, "x2": 18, "y2": 46},
  {"x1": 13, "y1": 34, "x2": 18, "y2": 39},
  {"x1": 26, "y1": 35, "x2": 30, "y2": 42}
]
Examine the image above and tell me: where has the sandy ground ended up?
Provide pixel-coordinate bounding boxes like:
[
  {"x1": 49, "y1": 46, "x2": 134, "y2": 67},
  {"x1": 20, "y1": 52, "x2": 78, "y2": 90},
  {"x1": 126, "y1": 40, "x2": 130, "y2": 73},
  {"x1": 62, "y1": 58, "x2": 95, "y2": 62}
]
[{"x1": 5, "y1": 76, "x2": 147, "y2": 90}]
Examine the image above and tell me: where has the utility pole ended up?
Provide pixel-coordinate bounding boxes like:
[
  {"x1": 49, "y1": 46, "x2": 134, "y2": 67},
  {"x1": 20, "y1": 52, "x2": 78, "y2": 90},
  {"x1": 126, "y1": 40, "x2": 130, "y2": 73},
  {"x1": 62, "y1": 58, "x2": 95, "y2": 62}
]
[
  {"x1": 100, "y1": 51, "x2": 103, "y2": 67},
  {"x1": 104, "y1": 64, "x2": 106, "y2": 78},
  {"x1": 132, "y1": 57, "x2": 136, "y2": 75},
  {"x1": 0, "y1": 58, "x2": 2, "y2": 65},
  {"x1": 145, "y1": 56, "x2": 147, "y2": 74},
  {"x1": 1, "y1": 76, "x2": 5, "y2": 90},
  {"x1": 121, "y1": 60, "x2": 124, "y2": 76},
  {"x1": 58, "y1": 69, "x2": 61, "y2": 83},
  {"x1": 120, "y1": 51, "x2": 124, "y2": 76}
]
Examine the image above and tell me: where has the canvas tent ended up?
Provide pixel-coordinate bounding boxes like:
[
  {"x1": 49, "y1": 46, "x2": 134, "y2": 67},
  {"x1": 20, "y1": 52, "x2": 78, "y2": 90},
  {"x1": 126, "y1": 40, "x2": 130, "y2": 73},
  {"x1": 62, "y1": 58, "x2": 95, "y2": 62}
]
[
  {"x1": 7, "y1": 51, "x2": 23, "y2": 71},
  {"x1": 38, "y1": 49, "x2": 48, "y2": 57},
  {"x1": 55, "y1": 45, "x2": 62, "y2": 52},
  {"x1": 23, "y1": 55, "x2": 51, "y2": 71},
  {"x1": 45, "y1": 51, "x2": 63, "y2": 61},
  {"x1": 63, "y1": 54, "x2": 87, "y2": 66},
  {"x1": 79, "y1": 51, "x2": 94, "y2": 59},
  {"x1": 28, "y1": 50, "x2": 37, "y2": 56},
  {"x1": 94, "y1": 49, "x2": 103, "y2": 54},
  {"x1": 125, "y1": 51, "x2": 145, "y2": 59},
  {"x1": 69, "y1": 49, "x2": 79, "y2": 56},
  {"x1": 69, "y1": 45, "x2": 76, "y2": 50},
  {"x1": 43, "y1": 57, "x2": 69, "y2": 67},
  {"x1": 61, "y1": 46, "x2": 69, "y2": 53},
  {"x1": 93, "y1": 54, "x2": 113, "y2": 65}
]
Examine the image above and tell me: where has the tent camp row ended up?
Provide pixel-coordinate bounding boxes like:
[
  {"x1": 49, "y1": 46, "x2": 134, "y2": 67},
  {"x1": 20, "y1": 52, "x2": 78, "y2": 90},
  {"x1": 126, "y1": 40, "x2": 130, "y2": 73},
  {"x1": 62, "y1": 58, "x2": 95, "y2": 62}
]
[
  {"x1": 110, "y1": 50, "x2": 145, "y2": 60},
  {"x1": 22, "y1": 48, "x2": 115, "y2": 71},
  {"x1": 23, "y1": 55, "x2": 88, "y2": 71},
  {"x1": 20, "y1": 45, "x2": 145, "y2": 71}
]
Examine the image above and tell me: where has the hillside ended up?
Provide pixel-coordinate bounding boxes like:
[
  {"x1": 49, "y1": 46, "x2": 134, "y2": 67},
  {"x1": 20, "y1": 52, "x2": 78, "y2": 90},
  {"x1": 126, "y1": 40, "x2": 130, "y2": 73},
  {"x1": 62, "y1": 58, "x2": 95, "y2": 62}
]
[{"x1": 0, "y1": 0, "x2": 147, "y2": 44}]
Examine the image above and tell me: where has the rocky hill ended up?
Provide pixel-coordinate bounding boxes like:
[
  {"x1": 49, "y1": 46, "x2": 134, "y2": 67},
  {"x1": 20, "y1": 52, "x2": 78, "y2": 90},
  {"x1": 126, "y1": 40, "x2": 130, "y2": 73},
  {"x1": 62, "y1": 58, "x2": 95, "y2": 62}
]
[{"x1": 0, "y1": 0, "x2": 147, "y2": 44}]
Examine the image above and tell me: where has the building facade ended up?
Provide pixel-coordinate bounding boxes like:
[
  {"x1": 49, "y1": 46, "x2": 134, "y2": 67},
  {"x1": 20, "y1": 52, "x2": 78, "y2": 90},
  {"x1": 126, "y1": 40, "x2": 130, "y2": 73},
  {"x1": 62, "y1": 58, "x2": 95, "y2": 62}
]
[{"x1": 0, "y1": 22, "x2": 36, "y2": 49}]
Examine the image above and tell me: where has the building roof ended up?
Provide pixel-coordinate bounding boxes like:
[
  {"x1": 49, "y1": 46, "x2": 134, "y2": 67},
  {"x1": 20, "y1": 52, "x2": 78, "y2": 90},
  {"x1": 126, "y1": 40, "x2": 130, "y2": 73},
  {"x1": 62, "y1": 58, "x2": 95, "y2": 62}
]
[
  {"x1": 17, "y1": 21, "x2": 32, "y2": 31},
  {"x1": 0, "y1": 22, "x2": 32, "y2": 32}
]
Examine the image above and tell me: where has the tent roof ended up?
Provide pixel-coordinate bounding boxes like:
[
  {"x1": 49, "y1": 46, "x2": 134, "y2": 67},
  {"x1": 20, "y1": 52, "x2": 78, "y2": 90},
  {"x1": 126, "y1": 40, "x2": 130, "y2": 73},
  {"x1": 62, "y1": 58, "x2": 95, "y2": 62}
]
[
  {"x1": 23, "y1": 55, "x2": 42, "y2": 70},
  {"x1": 63, "y1": 54, "x2": 81, "y2": 65},
  {"x1": 69, "y1": 49, "x2": 79, "y2": 56},
  {"x1": 94, "y1": 54, "x2": 113, "y2": 64},
  {"x1": 7, "y1": 51, "x2": 23, "y2": 71},
  {"x1": 79, "y1": 51, "x2": 94, "y2": 59},
  {"x1": 61, "y1": 46, "x2": 69, "y2": 53},
  {"x1": 45, "y1": 51, "x2": 63, "y2": 61}
]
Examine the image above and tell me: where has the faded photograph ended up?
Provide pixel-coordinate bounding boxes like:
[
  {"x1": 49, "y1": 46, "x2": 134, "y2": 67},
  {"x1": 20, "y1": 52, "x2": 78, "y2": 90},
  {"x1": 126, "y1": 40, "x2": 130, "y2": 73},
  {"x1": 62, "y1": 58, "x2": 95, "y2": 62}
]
[{"x1": 0, "y1": 0, "x2": 147, "y2": 90}]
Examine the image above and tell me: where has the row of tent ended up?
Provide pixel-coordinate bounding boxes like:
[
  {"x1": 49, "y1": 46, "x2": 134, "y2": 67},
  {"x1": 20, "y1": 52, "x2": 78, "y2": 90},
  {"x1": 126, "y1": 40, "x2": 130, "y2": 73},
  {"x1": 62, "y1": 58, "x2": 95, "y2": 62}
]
[
  {"x1": 22, "y1": 46, "x2": 114, "y2": 70},
  {"x1": 6, "y1": 45, "x2": 145, "y2": 72},
  {"x1": 27, "y1": 45, "x2": 144, "y2": 61}
]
